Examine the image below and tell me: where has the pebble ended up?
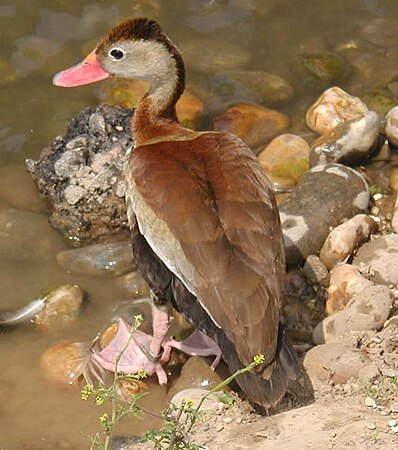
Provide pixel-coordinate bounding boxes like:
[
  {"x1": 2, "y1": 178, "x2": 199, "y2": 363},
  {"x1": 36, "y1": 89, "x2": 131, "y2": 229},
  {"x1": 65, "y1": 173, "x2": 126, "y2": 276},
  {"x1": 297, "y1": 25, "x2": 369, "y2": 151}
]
[
  {"x1": 319, "y1": 214, "x2": 377, "y2": 270},
  {"x1": 313, "y1": 283, "x2": 393, "y2": 344},
  {"x1": 0, "y1": 209, "x2": 65, "y2": 262},
  {"x1": 303, "y1": 343, "x2": 378, "y2": 387},
  {"x1": 365, "y1": 396, "x2": 376, "y2": 407},
  {"x1": 224, "y1": 417, "x2": 232, "y2": 424},
  {"x1": 56, "y1": 241, "x2": 135, "y2": 277},
  {"x1": 385, "y1": 106, "x2": 398, "y2": 147},
  {"x1": 302, "y1": 255, "x2": 329, "y2": 287},
  {"x1": 33, "y1": 285, "x2": 87, "y2": 331},
  {"x1": 391, "y1": 425, "x2": 398, "y2": 433},
  {"x1": 54, "y1": 150, "x2": 86, "y2": 179},
  {"x1": 213, "y1": 70, "x2": 294, "y2": 105},
  {"x1": 367, "y1": 423, "x2": 376, "y2": 430},
  {"x1": 88, "y1": 112, "x2": 106, "y2": 135},
  {"x1": 180, "y1": 38, "x2": 250, "y2": 73},
  {"x1": 279, "y1": 164, "x2": 370, "y2": 268},
  {"x1": 212, "y1": 102, "x2": 289, "y2": 149},
  {"x1": 353, "y1": 234, "x2": 398, "y2": 285},
  {"x1": 258, "y1": 134, "x2": 310, "y2": 191},
  {"x1": 310, "y1": 111, "x2": 381, "y2": 167},
  {"x1": 388, "y1": 419, "x2": 397, "y2": 427},
  {"x1": 63, "y1": 185, "x2": 87, "y2": 205},
  {"x1": 306, "y1": 87, "x2": 368, "y2": 135}
]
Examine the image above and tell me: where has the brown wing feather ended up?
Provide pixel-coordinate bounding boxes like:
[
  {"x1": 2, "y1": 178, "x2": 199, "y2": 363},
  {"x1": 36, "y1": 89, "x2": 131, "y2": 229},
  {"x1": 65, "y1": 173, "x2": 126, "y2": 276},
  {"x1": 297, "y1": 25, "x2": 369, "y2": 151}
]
[{"x1": 127, "y1": 132, "x2": 285, "y2": 367}]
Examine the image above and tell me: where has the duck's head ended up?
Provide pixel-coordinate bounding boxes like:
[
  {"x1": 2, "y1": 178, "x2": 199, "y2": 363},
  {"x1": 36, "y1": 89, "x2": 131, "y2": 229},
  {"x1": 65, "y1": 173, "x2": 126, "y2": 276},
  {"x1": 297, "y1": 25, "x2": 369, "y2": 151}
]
[{"x1": 53, "y1": 18, "x2": 184, "y2": 89}]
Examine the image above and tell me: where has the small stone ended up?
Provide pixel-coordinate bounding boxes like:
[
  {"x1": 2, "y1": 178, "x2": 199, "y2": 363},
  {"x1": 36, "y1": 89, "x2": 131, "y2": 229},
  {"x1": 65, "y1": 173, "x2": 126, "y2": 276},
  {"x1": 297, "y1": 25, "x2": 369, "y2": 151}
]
[
  {"x1": 391, "y1": 425, "x2": 398, "y2": 433},
  {"x1": 63, "y1": 185, "x2": 87, "y2": 205},
  {"x1": 302, "y1": 255, "x2": 329, "y2": 287},
  {"x1": 365, "y1": 396, "x2": 376, "y2": 407},
  {"x1": 88, "y1": 113, "x2": 106, "y2": 135},
  {"x1": 310, "y1": 111, "x2": 381, "y2": 167},
  {"x1": 258, "y1": 134, "x2": 310, "y2": 190},
  {"x1": 57, "y1": 241, "x2": 135, "y2": 277},
  {"x1": 385, "y1": 106, "x2": 398, "y2": 147},
  {"x1": 306, "y1": 87, "x2": 368, "y2": 135},
  {"x1": 212, "y1": 103, "x2": 289, "y2": 149},
  {"x1": 33, "y1": 285, "x2": 86, "y2": 331},
  {"x1": 279, "y1": 164, "x2": 370, "y2": 268},
  {"x1": 224, "y1": 417, "x2": 232, "y2": 424},
  {"x1": 115, "y1": 125, "x2": 123, "y2": 131},
  {"x1": 319, "y1": 214, "x2": 377, "y2": 270},
  {"x1": 354, "y1": 234, "x2": 398, "y2": 285},
  {"x1": 54, "y1": 150, "x2": 86, "y2": 179},
  {"x1": 388, "y1": 419, "x2": 397, "y2": 427},
  {"x1": 367, "y1": 423, "x2": 377, "y2": 430}
]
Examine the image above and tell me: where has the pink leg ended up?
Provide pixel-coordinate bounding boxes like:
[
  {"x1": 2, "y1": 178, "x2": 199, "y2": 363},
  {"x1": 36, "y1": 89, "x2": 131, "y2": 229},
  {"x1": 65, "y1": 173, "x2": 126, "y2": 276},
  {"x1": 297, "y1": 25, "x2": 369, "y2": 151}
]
[
  {"x1": 162, "y1": 329, "x2": 222, "y2": 370},
  {"x1": 148, "y1": 306, "x2": 170, "y2": 361}
]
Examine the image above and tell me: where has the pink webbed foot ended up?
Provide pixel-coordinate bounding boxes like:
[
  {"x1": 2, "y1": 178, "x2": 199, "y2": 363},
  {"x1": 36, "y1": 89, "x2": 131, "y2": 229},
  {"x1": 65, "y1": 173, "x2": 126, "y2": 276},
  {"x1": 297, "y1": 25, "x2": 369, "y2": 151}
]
[
  {"x1": 92, "y1": 319, "x2": 168, "y2": 385},
  {"x1": 162, "y1": 329, "x2": 222, "y2": 370}
]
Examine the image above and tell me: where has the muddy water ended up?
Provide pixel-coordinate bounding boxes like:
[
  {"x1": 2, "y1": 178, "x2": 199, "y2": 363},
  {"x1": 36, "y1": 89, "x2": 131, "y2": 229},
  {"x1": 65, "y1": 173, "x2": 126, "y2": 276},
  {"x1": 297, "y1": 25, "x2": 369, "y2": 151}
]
[{"x1": 1, "y1": 0, "x2": 398, "y2": 448}]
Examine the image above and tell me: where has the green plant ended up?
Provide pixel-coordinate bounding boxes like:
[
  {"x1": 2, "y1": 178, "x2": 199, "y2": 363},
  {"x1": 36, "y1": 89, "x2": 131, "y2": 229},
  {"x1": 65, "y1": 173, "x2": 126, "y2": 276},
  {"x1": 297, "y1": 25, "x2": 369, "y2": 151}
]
[{"x1": 81, "y1": 314, "x2": 265, "y2": 450}]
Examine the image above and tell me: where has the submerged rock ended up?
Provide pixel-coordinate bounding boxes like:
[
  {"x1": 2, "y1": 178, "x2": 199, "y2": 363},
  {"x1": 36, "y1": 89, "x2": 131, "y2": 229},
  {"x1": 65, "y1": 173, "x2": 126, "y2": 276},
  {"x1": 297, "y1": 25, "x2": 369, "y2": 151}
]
[
  {"x1": 353, "y1": 234, "x2": 398, "y2": 285},
  {"x1": 359, "y1": 18, "x2": 398, "y2": 48},
  {"x1": 57, "y1": 241, "x2": 134, "y2": 277},
  {"x1": 26, "y1": 104, "x2": 134, "y2": 243},
  {"x1": 0, "y1": 208, "x2": 65, "y2": 262},
  {"x1": 303, "y1": 343, "x2": 378, "y2": 387},
  {"x1": 213, "y1": 70, "x2": 294, "y2": 105},
  {"x1": 279, "y1": 164, "x2": 369, "y2": 267},
  {"x1": 212, "y1": 102, "x2": 289, "y2": 149},
  {"x1": 180, "y1": 38, "x2": 250, "y2": 73},
  {"x1": 319, "y1": 214, "x2": 377, "y2": 270},
  {"x1": 306, "y1": 87, "x2": 368, "y2": 135},
  {"x1": 115, "y1": 271, "x2": 151, "y2": 298},
  {"x1": 310, "y1": 111, "x2": 381, "y2": 167},
  {"x1": 258, "y1": 134, "x2": 310, "y2": 191}
]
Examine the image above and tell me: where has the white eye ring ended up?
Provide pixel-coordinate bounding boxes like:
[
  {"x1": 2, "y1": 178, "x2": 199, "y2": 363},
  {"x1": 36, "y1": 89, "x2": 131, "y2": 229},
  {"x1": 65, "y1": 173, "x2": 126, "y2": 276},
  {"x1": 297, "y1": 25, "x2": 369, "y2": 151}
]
[{"x1": 109, "y1": 47, "x2": 126, "y2": 61}]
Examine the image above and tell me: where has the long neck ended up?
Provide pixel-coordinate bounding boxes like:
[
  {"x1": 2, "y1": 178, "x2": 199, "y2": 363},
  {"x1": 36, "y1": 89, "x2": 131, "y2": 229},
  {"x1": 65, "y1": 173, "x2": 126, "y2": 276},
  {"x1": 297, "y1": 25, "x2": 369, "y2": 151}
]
[{"x1": 132, "y1": 47, "x2": 185, "y2": 146}]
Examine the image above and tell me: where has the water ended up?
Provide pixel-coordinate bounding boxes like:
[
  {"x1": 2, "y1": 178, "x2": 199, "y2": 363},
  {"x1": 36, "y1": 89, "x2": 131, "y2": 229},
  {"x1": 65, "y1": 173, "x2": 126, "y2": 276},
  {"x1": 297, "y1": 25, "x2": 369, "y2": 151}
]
[{"x1": 1, "y1": 0, "x2": 398, "y2": 448}]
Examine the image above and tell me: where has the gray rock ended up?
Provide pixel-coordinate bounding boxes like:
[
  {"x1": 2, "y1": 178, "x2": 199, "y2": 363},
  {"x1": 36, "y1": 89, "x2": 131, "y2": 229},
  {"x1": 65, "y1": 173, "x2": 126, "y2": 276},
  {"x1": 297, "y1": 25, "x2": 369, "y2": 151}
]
[
  {"x1": 303, "y1": 343, "x2": 379, "y2": 386},
  {"x1": 353, "y1": 234, "x2": 398, "y2": 285},
  {"x1": 385, "y1": 106, "x2": 398, "y2": 147},
  {"x1": 0, "y1": 208, "x2": 65, "y2": 262},
  {"x1": 313, "y1": 284, "x2": 393, "y2": 344},
  {"x1": 310, "y1": 111, "x2": 381, "y2": 167},
  {"x1": 279, "y1": 164, "x2": 369, "y2": 268},
  {"x1": 302, "y1": 255, "x2": 329, "y2": 287},
  {"x1": 26, "y1": 104, "x2": 133, "y2": 243},
  {"x1": 57, "y1": 241, "x2": 134, "y2": 276},
  {"x1": 110, "y1": 436, "x2": 140, "y2": 450}
]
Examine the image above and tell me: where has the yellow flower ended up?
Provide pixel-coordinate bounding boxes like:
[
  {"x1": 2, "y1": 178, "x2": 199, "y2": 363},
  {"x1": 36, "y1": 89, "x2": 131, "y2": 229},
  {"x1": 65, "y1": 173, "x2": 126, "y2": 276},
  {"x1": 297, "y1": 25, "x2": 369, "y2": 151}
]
[
  {"x1": 99, "y1": 413, "x2": 108, "y2": 424},
  {"x1": 183, "y1": 399, "x2": 194, "y2": 408},
  {"x1": 81, "y1": 384, "x2": 94, "y2": 400},
  {"x1": 95, "y1": 395, "x2": 104, "y2": 405},
  {"x1": 253, "y1": 354, "x2": 265, "y2": 365}
]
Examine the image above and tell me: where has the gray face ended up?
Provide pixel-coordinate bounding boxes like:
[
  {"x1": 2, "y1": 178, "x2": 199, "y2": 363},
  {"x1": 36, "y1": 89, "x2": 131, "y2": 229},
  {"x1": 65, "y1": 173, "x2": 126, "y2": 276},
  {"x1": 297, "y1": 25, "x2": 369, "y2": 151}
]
[{"x1": 98, "y1": 39, "x2": 177, "y2": 85}]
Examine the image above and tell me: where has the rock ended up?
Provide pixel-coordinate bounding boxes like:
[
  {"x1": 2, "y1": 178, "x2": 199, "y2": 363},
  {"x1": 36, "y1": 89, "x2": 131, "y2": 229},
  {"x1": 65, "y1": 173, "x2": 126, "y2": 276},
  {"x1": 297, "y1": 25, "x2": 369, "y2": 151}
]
[
  {"x1": 389, "y1": 168, "x2": 398, "y2": 193},
  {"x1": 392, "y1": 197, "x2": 398, "y2": 233},
  {"x1": 306, "y1": 87, "x2": 368, "y2": 135},
  {"x1": 258, "y1": 134, "x2": 310, "y2": 191},
  {"x1": 212, "y1": 103, "x2": 289, "y2": 149},
  {"x1": 319, "y1": 214, "x2": 377, "y2": 270},
  {"x1": 33, "y1": 285, "x2": 86, "y2": 331},
  {"x1": 0, "y1": 209, "x2": 65, "y2": 262},
  {"x1": 279, "y1": 164, "x2": 370, "y2": 268},
  {"x1": 26, "y1": 104, "x2": 134, "y2": 243},
  {"x1": 57, "y1": 241, "x2": 134, "y2": 276},
  {"x1": 359, "y1": 18, "x2": 398, "y2": 48},
  {"x1": 180, "y1": 38, "x2": 250, "y2": 73},
  {"x1": 302, "y1": 255, "x2": 329, "y2": 287},
  {"x1": 0, "y1": 164, "x2": 46, "y2": 213},
  {"x1": 365, "y1": 396, "x2": 376, "y2": 407},
  {"x1": 115, "y1": 271, "x2": 150, "y2": 298},
  {"x1": 169, "y1": 387, "x2": 219, "y2": 412},
  {"x1": 117, "y1": 379, "x2": 149, "y2": 401},
  {"x1": 325, "y1": 264, "x2": 373, "y2": 315},
  {"x1": 213, "y1": 70, "x2": 294, "y2": 105},
  {"x1": 385, "y1": 106, "x2": 398, "y2": 147},
  {"x1": 310, "y1": 111, "x2": 381, "y2": 167},
  {"x1": 40, "y1": 341, "x2": 89, "y2": 387},
  {"x1": 303, "y1": 343, "x2": 378, "y2": 387},
  {"x1": 353, "y1": 234, "x2": 398, "y2": 285},
  {"x1": 294, "y1": 53, "x2": 349, "y2": 88},
  {"x1": 313, "y1": 284, "x2": 393, "y2": 344},
  {"x1": 110, "y1": 436, "x2": 141, "y2": 449},
  {"x1": 167, "y1": 356, "x2": 226, "y2": 400}
]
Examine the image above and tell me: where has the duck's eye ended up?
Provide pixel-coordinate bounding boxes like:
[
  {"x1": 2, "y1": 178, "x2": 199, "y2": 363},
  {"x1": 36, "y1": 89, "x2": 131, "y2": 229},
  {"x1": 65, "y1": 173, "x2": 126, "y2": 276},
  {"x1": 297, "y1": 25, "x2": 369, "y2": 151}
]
[{"x1": 109, "y1": 48, "x2": 125, "y2": 60}]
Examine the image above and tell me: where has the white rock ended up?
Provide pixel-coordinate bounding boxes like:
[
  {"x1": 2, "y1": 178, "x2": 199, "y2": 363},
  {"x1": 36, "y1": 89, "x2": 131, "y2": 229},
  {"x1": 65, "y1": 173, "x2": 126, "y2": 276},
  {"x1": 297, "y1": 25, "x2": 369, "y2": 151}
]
[
  {"x1": 320, "y1": 215, "x2": 377, "y2": 270},
  {"x1": 388, "y1": 419, "x2": 397, "y2": 427},
  {"x1": 306, "y1": 87, "x2": 369, "y2": 135},
  {"x1": 365, "y1": 396, "x2": 376, "y2": 407},
  {"x1": 63, "y1": 185, "x2": 87, "y2": 205}
]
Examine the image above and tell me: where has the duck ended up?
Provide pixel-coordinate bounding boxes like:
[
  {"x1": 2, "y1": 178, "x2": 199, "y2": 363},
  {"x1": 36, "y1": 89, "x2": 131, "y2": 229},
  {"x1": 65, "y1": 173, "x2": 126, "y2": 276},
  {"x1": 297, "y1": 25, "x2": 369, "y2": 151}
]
[{"x1": 53, "y1": 17, "x2": 298, "y2": 409}]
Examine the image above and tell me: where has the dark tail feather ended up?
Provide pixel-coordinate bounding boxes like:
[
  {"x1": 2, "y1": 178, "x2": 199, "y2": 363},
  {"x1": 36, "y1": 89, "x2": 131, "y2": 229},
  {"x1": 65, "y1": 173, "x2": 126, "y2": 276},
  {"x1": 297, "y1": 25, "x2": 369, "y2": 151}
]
[{"x1": 219, "y1": 327, "x2": 299, "y2": 409}]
